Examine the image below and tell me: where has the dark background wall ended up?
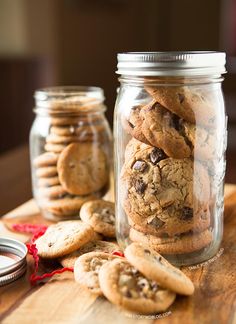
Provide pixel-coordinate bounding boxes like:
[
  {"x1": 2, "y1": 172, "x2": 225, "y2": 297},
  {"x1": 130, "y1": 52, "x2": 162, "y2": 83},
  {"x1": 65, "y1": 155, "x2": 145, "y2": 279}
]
[{"x1": 0, "y1": 0, "x2": 235, "y2": 186}]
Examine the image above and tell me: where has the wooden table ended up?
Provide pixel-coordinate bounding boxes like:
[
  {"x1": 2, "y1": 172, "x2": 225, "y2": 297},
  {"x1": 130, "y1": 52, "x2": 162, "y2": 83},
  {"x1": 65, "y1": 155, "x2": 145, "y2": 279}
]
[{"x1": 0, "y1": 185, "x2": 236, "y2": 324}]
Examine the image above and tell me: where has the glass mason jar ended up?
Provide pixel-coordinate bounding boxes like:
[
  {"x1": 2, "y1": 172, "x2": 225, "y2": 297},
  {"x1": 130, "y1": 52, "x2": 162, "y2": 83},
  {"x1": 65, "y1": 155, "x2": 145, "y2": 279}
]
[
  {"x1": 30, "y1": 86, "x2": 113, "y2": 221},
  {"x1": 114, "y1": 52, "x2": 227, "y2": 266}
]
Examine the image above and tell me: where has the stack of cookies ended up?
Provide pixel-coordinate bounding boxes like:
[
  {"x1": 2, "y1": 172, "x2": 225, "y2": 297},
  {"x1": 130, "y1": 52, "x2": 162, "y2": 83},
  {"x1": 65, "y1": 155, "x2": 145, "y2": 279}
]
[
  {"x1": 32, "y1": 98, "x2": 112, "y2": 221},
  {"x1": 120, "y1": 85, "x2": 216, "y2": 256}
]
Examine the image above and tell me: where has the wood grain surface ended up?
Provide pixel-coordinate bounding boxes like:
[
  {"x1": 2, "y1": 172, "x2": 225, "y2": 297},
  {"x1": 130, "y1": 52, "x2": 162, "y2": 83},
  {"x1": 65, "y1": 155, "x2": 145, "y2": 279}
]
[{"x1": 0, "y1": 186, "x2": 236, "y2": 324}]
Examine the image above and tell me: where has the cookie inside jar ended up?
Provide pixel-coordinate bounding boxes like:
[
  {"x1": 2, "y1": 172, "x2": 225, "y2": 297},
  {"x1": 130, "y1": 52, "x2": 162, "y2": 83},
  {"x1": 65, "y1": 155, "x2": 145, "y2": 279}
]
[
  {"x1": 115, "y1": 52, "x2": 227, "y2": 266},
  {"x1": 30, "y1": 86, "x2": 113, "y2": 221}
]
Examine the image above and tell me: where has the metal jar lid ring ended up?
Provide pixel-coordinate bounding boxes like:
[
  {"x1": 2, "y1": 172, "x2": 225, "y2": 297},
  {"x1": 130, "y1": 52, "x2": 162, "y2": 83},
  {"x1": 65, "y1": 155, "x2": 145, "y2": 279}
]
[{"x1": 0, "y1": 237, "x2": 27, "y2": 286}]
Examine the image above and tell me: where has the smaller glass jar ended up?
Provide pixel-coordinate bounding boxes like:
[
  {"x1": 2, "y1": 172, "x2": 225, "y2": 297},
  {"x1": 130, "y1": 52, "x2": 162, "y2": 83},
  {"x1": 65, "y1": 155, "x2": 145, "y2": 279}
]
[{"x1": 30, "y1": 86, "x2": 112, "y2": 221}]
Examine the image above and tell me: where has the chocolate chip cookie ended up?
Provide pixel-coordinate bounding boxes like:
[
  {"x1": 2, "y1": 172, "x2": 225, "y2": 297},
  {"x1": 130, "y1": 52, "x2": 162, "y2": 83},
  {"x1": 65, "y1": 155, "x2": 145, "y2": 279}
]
[
  {"x1": 74, "y1": 252, "x2": 118, "y2": 295},
  {"x1": 122, "y1": 104, "x2": 151, "y2": 145},
  {"x1": 130, "y1": 228, "x2": 213, "y2": 254},
  {"x1": 35, "y1": 220, "x2": 95, "y2": 258},
  {"x1": 146, "y1": 85, "x2": 216, "y2": 128},
  {"x1": 99, "y1": 258, "x2": 176, "y2": 314},
  {"x1": 121, "y1": 145, "x2": 210, "y2": 236},
  {"x1": 140, "y1": 100, "x2": 192, "y2": 158},
  {"x1": 125, "y1": 243, "x2": 194, "y2": 295},
  {"x1": 80, "y1": 200, "x2": 115, "y2": 238},
  {"x1": 59, "y1": 240, "x2": 121, "y2": 268}
]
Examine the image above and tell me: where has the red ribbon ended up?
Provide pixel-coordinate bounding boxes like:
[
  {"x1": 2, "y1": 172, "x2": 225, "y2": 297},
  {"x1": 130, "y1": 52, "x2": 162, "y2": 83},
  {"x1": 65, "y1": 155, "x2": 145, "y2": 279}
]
[{"x1": 12, "y1": 223, "x2": 73, "y2": 285}]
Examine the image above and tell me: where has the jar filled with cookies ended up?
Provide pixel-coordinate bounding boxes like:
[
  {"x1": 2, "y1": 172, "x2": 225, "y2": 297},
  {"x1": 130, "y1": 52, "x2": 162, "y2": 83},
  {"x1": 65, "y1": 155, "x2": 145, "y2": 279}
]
[
  {"x1": 30, "y1": 86, "x2": 112, "y2": 221},
  {"x1": 114, "y1": 52, "x2": 227, "y2": 266}
]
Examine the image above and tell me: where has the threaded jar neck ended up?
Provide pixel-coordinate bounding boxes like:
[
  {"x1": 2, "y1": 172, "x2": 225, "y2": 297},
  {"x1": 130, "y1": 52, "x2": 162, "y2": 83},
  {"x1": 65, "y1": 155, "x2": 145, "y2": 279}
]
[{"x1": 34, "y1": 86, "x2": 106, "y2": 116}]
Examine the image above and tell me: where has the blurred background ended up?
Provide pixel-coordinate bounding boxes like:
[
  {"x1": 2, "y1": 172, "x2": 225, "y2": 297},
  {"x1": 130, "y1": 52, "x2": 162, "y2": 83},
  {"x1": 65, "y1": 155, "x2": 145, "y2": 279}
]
[{"x1": 0, "y1": 0, "x2": 236, "y2": 213}]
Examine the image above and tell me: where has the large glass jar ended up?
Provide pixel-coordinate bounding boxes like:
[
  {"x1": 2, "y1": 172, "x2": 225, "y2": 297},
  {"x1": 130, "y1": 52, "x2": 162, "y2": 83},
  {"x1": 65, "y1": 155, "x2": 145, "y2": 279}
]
[
  {"x1": 114, "y1": 52, "x2": 227, "y2": 266},
  {"x1": 30, "y1": 86, "x2": 112, "y2": 221}
]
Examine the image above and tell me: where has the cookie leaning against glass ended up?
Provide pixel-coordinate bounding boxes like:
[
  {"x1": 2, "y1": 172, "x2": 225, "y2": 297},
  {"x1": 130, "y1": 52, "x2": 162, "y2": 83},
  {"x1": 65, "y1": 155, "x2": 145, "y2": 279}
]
[{"x1": 30, "y1": 86, "x2": 113, "y2": 221}]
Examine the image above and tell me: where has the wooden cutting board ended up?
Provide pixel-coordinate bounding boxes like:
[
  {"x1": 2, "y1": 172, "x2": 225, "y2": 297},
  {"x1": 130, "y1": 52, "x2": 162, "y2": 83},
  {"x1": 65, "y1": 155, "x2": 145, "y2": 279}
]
[{"x1": 0, "y1": 185, "x2": 236, "y2": 324}]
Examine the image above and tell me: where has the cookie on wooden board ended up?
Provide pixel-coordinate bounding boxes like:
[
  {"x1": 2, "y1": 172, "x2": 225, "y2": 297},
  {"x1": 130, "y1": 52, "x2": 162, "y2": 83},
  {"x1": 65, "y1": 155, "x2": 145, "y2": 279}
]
[
  {"x1": 80, "y1": 200, "x2": 115, "y2": 238},
  {"x1": 99, "y1": 258, "x2": 176, "y2": 314},
  {"x1": 74, "y1": 252, "x2": 118, "y2": 295},
  {"x1": 124, "y1": 243, "x2": 194, "y2": 295},
  {"x1": 59, "y1": 240, "x2": 121, "y2": 268},
  {"x1": 35, "y1": 221, "x2": 95, "y2": 258}
]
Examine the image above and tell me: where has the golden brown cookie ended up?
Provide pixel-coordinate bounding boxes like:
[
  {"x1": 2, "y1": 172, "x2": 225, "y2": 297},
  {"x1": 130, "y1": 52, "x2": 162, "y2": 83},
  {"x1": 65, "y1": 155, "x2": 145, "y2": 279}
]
[
  {"x1": 121, "y1": 146, "x2": 210, "y2": 236},
  {"x1": 129, "y1": 228, "x2": 213, "y2": 254},
  {"x1": 80, "y1": 200, "x2": 115, "y2": 238},
  {"x1": 38, "y1": 176, "x2": 60, "y2": 187},
  {"x1": 182, "y1": 122, "x2": 217, "y2": 161},
  {"x1": 59, "y1": 240, "x2": 121, "y2": 268},
  {"x1": 44, "y1": 143, "x2": 67, "y2": 153},
  {"x1": 140, "y1": 101, "x2": 192, "y2": 158},
  {"x1": 57, "y1": 143, "x2": 108, "y2": 195},
  {"x1": 74, "y1": 252, "x2": 118, "y2": 295},
  {"x1": 35, "y1": 166, "x2": 58, "y2": 178},
  {"x1": 42, "y1": 195, "x2": 97, "y2": 217},
  {"x1": 35, "y1": 221, "x2": 95, "y2": 258},
  {"x1": 33, "y1": 152, "x2": 59, "y2": 168},
  {"x1": 99, "y1": 258, "x2": 176, "y2": 314},
  {"x1": 46, "y1": 133, "x2": 79, "y2": 144},
  {"x1": 146, "y1": 85, "x2": 216, "y2": 128},
  {"x1": 37, "y1": 185, "x2": 67, "y2": 199},
  {"x1": 121, "y1": 105, "x2": 151, "y2": 145},
  {"x1": 127, "y1": 206, "x2": 210, "y2": 236},
  {"x1": 125, "y1": 243, "x2": 194, "y2": 295},
  {"x1": 49, "y1": 114, "x2": 103, "y2": 126},
  {"x1": 124, "y1": 138, "x2": 152, "y2": 163}
]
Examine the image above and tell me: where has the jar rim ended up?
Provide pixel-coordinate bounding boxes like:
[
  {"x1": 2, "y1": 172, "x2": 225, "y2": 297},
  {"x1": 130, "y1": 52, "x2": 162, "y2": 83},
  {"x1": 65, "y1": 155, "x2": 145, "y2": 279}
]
[
  {"x1": 35, "y1": 86, "x2": 104, "y2": 100},
  {"x1": 117, "y1": 51, "x2": 226, "y2": 76},
  {"x1": 34, "y1": 86, "x2": 106, "y2": 115}
]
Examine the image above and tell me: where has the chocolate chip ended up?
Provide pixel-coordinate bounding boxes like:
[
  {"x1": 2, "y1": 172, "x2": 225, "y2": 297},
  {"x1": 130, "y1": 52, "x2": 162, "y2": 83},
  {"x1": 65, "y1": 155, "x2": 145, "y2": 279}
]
[
  {"x1": 149, "y1": 217, "x2": 165, "y2": 228},
  {"x1": 149, "y1": 148, "x2": 167, "y2": 164},
  {"x1": 181, "y1": 207, "x2": 193, "y2": 220},
  {"x1": 158, "y1": 256, "x2": 162, "y2": 262},
  {"x1": 48, "y1": 242, "x2": 53, "y2": 247},
  {"x1": 178, "y1": 93, "x2": 185, "y2": 103},
  {"x1": 146, "y1": 102, "x2": 161, "y2": 111},
  {"x1": 132, "y1": 160, "x2": 148, "y2": 172},
  {"x1": 128, "y1": 121, "x2": 135, "y2": 129},
  {"x1": 169, "y1": 114, "x2": 181, "y2": 131},
  {"x1": 151, "y1": 282, "x2": 159, "y2": 291},
  {"x1": 125, "y1": 290, "x2": 132, "y2": 298},
  {"x1": 134, "y1": 179, "x2": 147, "y2": 194},
  {"x1": 144, "y1": 249, "x2": 151, "y2": 255}
]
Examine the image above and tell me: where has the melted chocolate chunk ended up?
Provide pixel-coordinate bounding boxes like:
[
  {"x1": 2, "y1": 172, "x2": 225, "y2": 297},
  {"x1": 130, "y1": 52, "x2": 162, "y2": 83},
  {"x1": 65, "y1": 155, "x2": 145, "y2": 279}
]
[
  {"x1": 128, "y1": 121, "x2": 135, "y2": 129},
  {"x1": 149, "y1": 217, "x2": 165, "y2": 228},
  {"x1": 147, "y1": 102, "x2": 162, "y2": 111},
  {"x1": 178, "y1": 93, "x2": 185, "y2": 103},
  {"x1": 125, "y1": 290, "x2": 132, "y2": 298},
  {"x1": 149, "y1": 148, "x2": 167, "y2": 164},
  {"x1": 134, "y1": 179, "x2": 147, "y2": 194},
  {"x1": 132, "y1": 160, "x2": 148, "y2": 172},
  {"x1": 169, "y1": 114, "x2": 181, "y2": 131},
  {"x1": 181, "y1": 207, "x2": 193, "y2": 220}
]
